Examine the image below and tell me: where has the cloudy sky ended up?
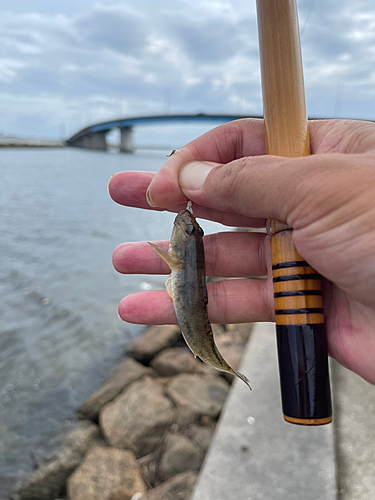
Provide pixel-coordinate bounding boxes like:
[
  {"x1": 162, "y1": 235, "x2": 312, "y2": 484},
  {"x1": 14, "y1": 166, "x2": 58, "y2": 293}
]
[{"x1": 1, "y1": 0, "x2": 375, "y2": 144}]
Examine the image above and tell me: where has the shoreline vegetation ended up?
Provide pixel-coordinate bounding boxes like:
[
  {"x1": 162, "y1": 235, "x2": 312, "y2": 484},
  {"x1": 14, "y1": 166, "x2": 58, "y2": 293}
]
[{"x1": 12, "y1": 322, "x2": 253, "y2": 500}]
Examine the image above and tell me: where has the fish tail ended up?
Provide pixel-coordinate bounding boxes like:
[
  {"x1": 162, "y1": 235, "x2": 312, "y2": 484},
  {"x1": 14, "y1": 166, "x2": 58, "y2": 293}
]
[
  {"x1": 232, "y1": 369, "x2": 252, "y2": 390},
  {"x1": 198, "y1": 342, "x2": 252, "y2": 390},
  {"x1": 210, "y1": 342, "x2": 252, "y2": 390}
]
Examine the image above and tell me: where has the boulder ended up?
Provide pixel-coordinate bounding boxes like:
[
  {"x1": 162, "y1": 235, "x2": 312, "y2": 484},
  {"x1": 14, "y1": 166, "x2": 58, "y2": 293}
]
[
  {"x1": 225, "y1": 322, "x2": 253, "y2": 343},
  {"x1": 158, "y1": 434, "x2": 204, "y2": 481},
  {"x1": 185, "y1": 424, "x2": 215, "y2": 453},
  {"x1": 126, "y1": 325, "x2": 181, "y2": 363},
  {"x1": 12, "y1": 422, "x2": 100, "y2": 500},
  {"x1": 195, "y1": 361, "x2": 221, "y2": 378},
  {"x1": 77, "y1": 359, "x2": 156, "y2": 420},
  {"x1": 150, "y1": 347, "x2": 198, "y2": 376},
  {"x1": 100, "y1": 377, "x2": 175, "y2": 458},
  {"x1": 141, "y1": 472, "x2": 198, "y2": 500},
  {"x1": 12, "y1": 447, "x2": 82, "y2": 500},
  {"x1": 67, "y1": 446, "x2": 146, "y2": 500},
  {"x1": 166, "y1": 374, "x2": 230, "y2": 420},
  {"x1": 174, "y1": 405, "x2": 200, "y2": 427},
  {"x1": 137, "y1": 453, "x2": 157, "y2": 488},
  {"x1": 64, "y1": 420, "x2": 101, "y2": 455},
  {"x1": 211, "y1": 324, "x2": 226, "y2": 337}
]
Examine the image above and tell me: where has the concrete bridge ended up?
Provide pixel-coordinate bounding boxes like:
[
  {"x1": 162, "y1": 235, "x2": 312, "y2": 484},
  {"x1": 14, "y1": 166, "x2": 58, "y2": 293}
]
[{"x1": 66, "y1": 113, "x2": 258, "y2": 152}]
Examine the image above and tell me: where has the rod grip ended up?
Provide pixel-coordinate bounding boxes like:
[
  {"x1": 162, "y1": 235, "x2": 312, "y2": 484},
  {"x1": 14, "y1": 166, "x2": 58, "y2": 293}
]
[
  {"x1": 271, "y1": 222, "x2": 332, "y2": 425},
  {"x1": 277, "y1": 324, "x2": 332, "y2": 424}
]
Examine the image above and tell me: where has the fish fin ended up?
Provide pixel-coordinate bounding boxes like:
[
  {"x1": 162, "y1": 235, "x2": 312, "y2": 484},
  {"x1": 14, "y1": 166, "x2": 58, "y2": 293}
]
[
  {"x1": 165, "y1": 275, "x2": 174, "y2": 300},
  {"x1": 202, "y1": 276, "x2": 208, "y2": 305},
  {"x1": 148, "y1": 243, "x2": 183, "y2": 270}
]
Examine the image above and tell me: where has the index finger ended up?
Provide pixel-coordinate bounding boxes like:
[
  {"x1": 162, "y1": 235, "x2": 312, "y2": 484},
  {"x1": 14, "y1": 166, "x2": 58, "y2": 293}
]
[{"x1": 146, "y1": 118, "x2": 266, "y2": 208}]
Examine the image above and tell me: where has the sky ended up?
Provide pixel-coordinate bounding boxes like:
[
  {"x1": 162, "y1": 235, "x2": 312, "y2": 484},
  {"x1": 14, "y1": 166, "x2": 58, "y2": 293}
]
[{"x1": 1, "y1": 0, "x2": 375, "y2": 144}]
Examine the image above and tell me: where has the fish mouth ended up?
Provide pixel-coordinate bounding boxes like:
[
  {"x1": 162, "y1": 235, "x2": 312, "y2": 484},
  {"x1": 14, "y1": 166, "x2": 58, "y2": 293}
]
[{"x1": 174, "y1": 209, "x2": 197, "y2": 229}]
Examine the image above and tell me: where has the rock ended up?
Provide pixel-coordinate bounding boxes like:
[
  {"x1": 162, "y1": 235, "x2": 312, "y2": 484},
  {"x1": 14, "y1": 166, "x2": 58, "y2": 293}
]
[
  {"x1": 150, "y1": 347, "x2": 198, "y2": 377},
  {"x1": 12, "y1": 422, "x2": 100, "y2": 500},
  {"x1": 185, "y1": 424, "x2": 215, "y2": 453},
  {"x1": 77, "y1": 359, "x2": 156, "y2": 420},
  {"x1": 195, "y1": 361, "x2": 221, "y2": 378},
  {"x1": 126, "y1": 325, "x2": 182, "y2": 363},
  {"x1": 225, "y1": 323, "x2": 253, "y2": 342},
  {"x1": 167, "y1": 374, "x2": 230, "y2": 420},
  {"x1": 100, "y1": 377, "x2": 175, "y2": 458},
  {"x1": 141, "y1": 472, "x2": 198, "y2": 500},
  {"x1": 65, "y1": 420, "x2": 101, "y2": 455},
  {"x1": 138, "y1": 453, "x2": 157, "y2": 488},
  {"x1": 12, "y1": 447, "x2": 82, "y2": 500},
  {"x1": 67, "y1": 446, "x2": 146, "y2": 500},
  {"x1": 175, "y1": 406, "x2": 200, "y2": 427},
  {"x1": 211, "y1": 324, "x2": 226, "y2": 336},
  {"x1": 158, "y1": 434, "x2": 204, "y2": 481}
]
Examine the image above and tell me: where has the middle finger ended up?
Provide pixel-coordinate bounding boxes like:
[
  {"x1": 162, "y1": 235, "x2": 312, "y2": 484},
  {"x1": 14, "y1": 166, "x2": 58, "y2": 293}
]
[{"x1": 113, "y1": 231, "x2": 268, "y2": 277}]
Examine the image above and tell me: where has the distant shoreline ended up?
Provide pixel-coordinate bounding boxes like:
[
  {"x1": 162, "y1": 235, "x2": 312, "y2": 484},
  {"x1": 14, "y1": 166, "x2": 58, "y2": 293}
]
[
  {"x1": 0, "y1": 138, "x2": 173, "y2": 150},
  {"x1": 0, "y1": 137, "x2": 65, "y2": 148}
]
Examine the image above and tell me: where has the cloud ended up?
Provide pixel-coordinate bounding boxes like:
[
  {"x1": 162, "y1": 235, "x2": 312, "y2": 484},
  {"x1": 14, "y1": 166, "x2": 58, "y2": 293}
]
[
  {"x1": 0, "y1": 0, "x2": 375, "y2": 139},
  {"x1": 76, "y1": 4, "x2": 148, "y2": 55}
]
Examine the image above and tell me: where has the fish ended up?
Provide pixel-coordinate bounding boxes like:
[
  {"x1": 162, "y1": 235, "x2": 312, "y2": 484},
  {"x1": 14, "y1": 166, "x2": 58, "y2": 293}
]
[{"x1": 148, "y1": 209, "x2": 251, "y2": 389}]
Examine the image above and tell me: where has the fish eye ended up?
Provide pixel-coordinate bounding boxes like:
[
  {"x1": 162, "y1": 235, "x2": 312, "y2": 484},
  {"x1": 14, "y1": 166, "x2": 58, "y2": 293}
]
[
  {"x1": 185, "y1": 224, "x2": 194, "y2": 235},
  {"x1": 197, "y1": 227, "x2": 204, "y2": 236}
]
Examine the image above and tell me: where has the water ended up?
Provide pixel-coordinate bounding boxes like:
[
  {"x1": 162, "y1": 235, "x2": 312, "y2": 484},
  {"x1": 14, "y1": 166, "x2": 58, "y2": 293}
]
[{"x1": 0, "y1": 147, "x2": 222, "y2": 481}]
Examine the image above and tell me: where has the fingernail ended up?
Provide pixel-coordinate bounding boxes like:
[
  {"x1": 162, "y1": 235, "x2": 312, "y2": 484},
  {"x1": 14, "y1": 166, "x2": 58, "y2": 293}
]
[
  {"x1": 146, "y1": 187, "x2": 157, "y2": 207},
  {"x1": 266, "y1": 219, "x2": 271, "y2": 235},
  {"x1": 107, "y1": 173, "x2": 116, "y2": 193},
  {"x1": 118, "y1": 312, "x2": 125, "y2": 322},
  {"x1": 179, "y1": 161, "x2": 218, "y2": 191}
]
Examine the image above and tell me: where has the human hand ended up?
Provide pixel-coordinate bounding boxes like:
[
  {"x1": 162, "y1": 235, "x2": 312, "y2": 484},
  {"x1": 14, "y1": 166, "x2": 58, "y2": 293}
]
[{"x1": 108, "y1": 118, "x2": 375, "y2": 384}]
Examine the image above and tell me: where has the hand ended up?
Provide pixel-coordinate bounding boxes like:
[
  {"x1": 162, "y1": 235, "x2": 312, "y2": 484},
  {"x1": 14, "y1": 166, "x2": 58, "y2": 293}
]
[{"x1": 108, "y1": 118, "x2": 375, "y2": 384}]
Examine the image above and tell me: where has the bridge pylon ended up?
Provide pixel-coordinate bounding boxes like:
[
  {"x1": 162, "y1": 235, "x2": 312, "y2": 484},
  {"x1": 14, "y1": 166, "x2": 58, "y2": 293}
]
[{"x1": 119, "y1": 126, "x2": 133, "y2": 153}]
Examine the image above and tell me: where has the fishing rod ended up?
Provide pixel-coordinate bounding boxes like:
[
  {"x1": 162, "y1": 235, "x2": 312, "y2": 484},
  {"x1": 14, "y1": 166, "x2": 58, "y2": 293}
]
[{"x1": 255, "y1": 0, "x2": 332, "y2": 424}]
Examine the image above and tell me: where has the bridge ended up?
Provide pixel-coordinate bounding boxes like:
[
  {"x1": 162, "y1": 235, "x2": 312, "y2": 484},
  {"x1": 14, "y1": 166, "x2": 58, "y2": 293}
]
[{"x1": 66, "y1": 113, "x2": 258, "y2": 152}]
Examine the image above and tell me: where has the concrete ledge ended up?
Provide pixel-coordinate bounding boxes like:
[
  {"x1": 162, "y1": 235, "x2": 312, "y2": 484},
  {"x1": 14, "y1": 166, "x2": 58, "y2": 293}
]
[
  {"x1": 332, "y1": 360, "x2": 375, "y2": 499},
  {"x1": 192, "y1": 322, "x2": 336, "y2": 500}
]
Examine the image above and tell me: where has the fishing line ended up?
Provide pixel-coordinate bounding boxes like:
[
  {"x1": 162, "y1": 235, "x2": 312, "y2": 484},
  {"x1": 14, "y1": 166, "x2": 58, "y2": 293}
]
[
  {"x1": 186, "y1": 200, "x2": 193, "y2": 213},
  {"x1": 301, "y1": 0, "x2": 316, "y2": 36}
]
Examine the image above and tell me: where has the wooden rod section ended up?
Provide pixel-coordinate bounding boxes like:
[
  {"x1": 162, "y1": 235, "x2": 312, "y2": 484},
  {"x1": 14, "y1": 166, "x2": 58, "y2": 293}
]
[{"x1": 256, "y1": 0, "x2": 332, "y2": 425}]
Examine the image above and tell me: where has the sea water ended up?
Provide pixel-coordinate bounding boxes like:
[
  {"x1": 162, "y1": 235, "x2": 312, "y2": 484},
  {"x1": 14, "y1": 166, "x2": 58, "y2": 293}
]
[{"x1": 0, "y1": 147, "x2": 222, "y2": 481}]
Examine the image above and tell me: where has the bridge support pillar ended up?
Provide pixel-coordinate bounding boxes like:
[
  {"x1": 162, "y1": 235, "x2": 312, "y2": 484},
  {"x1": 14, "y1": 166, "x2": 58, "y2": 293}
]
[
  {"x1": 71, "y1": 131, "x2": 107, "y2": 151},
  {"x1": 119, "y1": 127, "x2": 134, "y2": 153}
]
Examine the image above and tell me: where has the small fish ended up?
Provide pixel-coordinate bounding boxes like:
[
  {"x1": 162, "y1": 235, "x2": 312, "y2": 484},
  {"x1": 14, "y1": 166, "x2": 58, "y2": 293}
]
[{"x1": 149, "y1": 210, "x2": 251, "y2": 389}]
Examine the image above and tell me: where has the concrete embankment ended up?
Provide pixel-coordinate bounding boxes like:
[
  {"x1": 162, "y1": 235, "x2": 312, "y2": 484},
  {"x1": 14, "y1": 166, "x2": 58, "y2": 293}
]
[
  {"x1": 0, "y1": 137, "x2": 65, "y2": 148},
  {"x1": 8, "y1": 322, "x2": 375, "y2": 499}
]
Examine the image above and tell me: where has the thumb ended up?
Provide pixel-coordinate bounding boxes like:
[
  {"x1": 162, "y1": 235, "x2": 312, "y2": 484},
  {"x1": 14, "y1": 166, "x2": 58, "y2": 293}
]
[{"x1": 178, "y1": 155, "x2": 303, "y2": 224}]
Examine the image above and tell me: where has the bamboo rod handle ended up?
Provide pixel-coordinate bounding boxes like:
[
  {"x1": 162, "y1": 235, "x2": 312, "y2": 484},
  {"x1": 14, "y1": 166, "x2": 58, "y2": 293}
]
[{"x1": 256, "y1": 0, "x2": 332, "y2": 425}]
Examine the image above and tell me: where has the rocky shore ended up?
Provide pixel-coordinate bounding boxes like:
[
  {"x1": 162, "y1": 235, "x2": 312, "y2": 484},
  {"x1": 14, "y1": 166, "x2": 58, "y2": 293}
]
[{"x1": 12, "y1": 323, "x2": 252, "y2": 500}]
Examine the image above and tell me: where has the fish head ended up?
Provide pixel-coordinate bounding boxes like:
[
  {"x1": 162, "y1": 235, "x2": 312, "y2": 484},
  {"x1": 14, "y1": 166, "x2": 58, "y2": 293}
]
[{"x1": 170, "y1": 210, "x2": 204, "y2": 258}]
